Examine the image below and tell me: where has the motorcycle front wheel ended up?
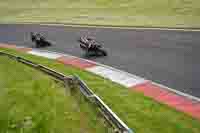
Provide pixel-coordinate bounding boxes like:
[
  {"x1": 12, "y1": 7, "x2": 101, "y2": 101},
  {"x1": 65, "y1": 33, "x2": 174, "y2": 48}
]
[{"x1": 98, "y1": 49, "x2": 107, "y2": 56}]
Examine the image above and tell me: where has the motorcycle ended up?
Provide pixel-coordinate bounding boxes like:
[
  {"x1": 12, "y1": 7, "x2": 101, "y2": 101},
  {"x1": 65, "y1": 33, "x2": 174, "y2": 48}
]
[
  {"x1": 30, "y1": 32, "x2": 52, "y2": 48},
  {"x1": 79, "y1": 36, "x2": 107, "y2": 56}
]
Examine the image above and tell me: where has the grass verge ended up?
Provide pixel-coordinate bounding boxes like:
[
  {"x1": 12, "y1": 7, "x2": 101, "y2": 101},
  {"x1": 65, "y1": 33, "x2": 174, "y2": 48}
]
[
  {"x1": 0, "y1": 54, "x2": 108, "y2": 133},
  {"x1": 0, "y1": 47, "x2": 200, "y2": 133},
  {"x1": 0, "y1": 0, "x2": 200, "y2": 28}
]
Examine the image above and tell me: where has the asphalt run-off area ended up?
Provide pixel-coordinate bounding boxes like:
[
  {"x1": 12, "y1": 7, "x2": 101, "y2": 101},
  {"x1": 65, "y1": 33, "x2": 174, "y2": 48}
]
[{"x1": 0, "y1": 24, "x2": 200, "y2": 98}]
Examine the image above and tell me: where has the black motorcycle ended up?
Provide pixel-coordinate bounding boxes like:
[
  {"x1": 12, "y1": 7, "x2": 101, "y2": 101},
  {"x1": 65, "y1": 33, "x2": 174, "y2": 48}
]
[
  {"x1": 30, "y1": 32, "x2": 52, "y2": 48},
  {"x1": 79, "y1": 36, "x2": 107, "y2": 56}
]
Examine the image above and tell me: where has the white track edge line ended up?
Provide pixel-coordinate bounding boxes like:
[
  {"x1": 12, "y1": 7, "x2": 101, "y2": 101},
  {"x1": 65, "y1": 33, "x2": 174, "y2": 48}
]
[
  {"x1": 2, "y1": 45, "x2": 200, "y2": 102},
  {"x1": 33, "y1": 49, "x2": 147, "y2": 81},
  {"x1": 9, "y1": 22, "x2": 200, "y2": 32},
  {"x1": 31, "y1": 49, "x2": 200, "y2": 102}
]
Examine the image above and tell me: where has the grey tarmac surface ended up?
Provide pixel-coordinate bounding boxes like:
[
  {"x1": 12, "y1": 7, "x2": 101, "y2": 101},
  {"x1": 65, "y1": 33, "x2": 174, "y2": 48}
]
[{"x1": 0, "y1": 24, "x2": 200, "y2": 98}]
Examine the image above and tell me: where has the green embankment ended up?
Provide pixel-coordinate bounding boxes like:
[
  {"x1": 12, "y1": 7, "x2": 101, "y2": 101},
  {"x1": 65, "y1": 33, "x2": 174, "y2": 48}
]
[
  {"x1": 0, "y1": 47, "x2": 200, "y2": 133},
  {"x1": 0, "y1": 55, "x2": 108, "y2": 133},
  {"x1": 0, "y1": 0, "x2": 200, "y2": 28}
]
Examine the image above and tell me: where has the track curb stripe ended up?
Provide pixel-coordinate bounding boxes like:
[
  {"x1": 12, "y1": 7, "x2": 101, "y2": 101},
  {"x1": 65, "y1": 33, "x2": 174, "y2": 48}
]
[
  {"x1": 28, "y1": 50, "x2": 64, "y2": 59},
  {"x1": 0, "y1": 43, "x2": 17, "y2": 49},
  {"x1": 86, "y1": 65, "x2": 147, "y2": 87},
  {"x1": 16, "y1": 47, "x2": 33, "y2": 52},
  {"x1": 57, "y1": 56, "x2": 97, "y2": 69},
  {"x1": 0, "y1": 43, "x2": 200, "y2": 120},
  {"x1": 132, "y1": 82, "x2": 200, "y2": 119}
]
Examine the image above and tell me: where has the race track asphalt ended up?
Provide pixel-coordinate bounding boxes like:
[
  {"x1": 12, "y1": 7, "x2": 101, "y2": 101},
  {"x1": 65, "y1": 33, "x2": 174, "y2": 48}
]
[{"x1": 0, "y1": 24, "x2": 200, "y2": 98}]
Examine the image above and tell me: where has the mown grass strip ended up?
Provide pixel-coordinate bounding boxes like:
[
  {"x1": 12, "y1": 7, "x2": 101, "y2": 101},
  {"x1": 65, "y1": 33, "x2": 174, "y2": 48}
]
[{"x1": 0, "y1": 0, "x2": 200, "y2": 28}]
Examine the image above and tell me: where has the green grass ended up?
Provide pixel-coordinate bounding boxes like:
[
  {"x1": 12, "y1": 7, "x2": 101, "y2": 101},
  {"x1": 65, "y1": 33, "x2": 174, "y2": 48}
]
[
  {"x1": 1, "y1": 47, "x2": 200, "y2": 133},
  {"x1": 0, "y1": 0, "x2": 200, "y2": 28},
  {"x1": 0, "y1": 55, "x2": 109, "y2": 133}
]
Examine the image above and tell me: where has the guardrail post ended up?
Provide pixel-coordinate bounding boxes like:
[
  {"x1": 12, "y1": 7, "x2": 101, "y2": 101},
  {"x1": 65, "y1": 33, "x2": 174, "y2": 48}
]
[
  {"x1": 73, "y1": 77, "x2": 85, "y2": 107},
  {"x1": 64, "y1": 76, "x2": 85, "y2": 110},
  {"x1": 63, "y1": 76, "x2": 73, "y2": 96}
]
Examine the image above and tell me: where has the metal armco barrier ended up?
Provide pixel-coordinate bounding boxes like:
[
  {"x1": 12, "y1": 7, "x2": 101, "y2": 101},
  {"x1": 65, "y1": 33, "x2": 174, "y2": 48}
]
[
  {"x1": 0, "y1": 51, "x2": 134, "y2": 133},
  {"x1": 74, "y1": 76, "x2": 133, "y2": 133}
]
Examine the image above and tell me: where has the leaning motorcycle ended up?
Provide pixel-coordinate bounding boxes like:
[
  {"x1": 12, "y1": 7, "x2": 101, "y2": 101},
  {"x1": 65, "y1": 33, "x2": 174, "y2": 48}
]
[
  {"x1": 30, "y1": 32, "x2": 51, "y2": 48},
  {"x1": 79, "y1": 36, "x2": 107, "y2": 56}
]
